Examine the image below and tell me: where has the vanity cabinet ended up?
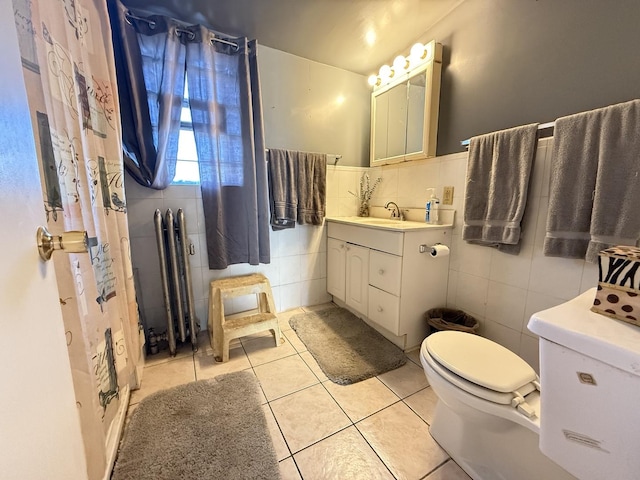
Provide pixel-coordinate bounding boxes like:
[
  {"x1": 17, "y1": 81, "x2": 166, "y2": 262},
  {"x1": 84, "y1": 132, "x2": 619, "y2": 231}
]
[
  {"x1": 327, "y1": 238, "x2": 369, "y2": 317},
  {"x1": 326, "y1": 220, "x2": 451, "y2": 350}
]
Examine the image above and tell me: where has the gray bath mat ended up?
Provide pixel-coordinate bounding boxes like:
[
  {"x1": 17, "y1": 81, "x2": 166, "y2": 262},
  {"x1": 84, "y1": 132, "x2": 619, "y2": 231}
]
[
  {"x1": 289, "y1": 307, "x2": 407, "y2": 385},
  {"x1": 112, "y1": 371, "x2": 280, "y2": 480}
]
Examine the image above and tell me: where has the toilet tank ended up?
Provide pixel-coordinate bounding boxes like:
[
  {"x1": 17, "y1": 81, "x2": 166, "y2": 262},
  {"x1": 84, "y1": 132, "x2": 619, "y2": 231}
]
[{"x1": 528, "y1": 288, "x2": 640, "y2": 480}]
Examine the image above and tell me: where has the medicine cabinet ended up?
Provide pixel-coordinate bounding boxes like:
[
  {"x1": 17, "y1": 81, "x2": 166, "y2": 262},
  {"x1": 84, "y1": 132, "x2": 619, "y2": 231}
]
[{"x1": 370, "y1": 41, "x2": 442, "y2": 166}]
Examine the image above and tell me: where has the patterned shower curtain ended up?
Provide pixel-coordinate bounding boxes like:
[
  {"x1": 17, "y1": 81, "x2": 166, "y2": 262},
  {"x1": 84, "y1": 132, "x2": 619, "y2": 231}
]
[{"x1": 13, "y1": 0, "x2": 140, "y2": 478}]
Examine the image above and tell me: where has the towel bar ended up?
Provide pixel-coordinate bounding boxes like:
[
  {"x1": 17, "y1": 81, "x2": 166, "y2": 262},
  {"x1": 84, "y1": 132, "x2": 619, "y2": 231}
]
[{"x1": 460, "y1": 121, "x2": 555, "y2": 147}]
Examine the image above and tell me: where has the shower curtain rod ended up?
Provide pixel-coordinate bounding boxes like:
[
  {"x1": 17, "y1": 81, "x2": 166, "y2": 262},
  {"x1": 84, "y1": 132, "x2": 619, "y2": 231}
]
[
  {"x1": 460, "y1": 121, "x2": 555, "y2": 147},
  {"x1": 265, "y1": 149, "x2": 342, "y2": 166},
  {"x1": 124, "y1": 11, "x2": 240, "y2": 50}
]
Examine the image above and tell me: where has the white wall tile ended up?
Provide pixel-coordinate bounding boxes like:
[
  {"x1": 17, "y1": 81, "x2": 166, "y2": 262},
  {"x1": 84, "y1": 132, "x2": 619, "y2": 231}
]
[
  {"x1": 489, "y1": 246, "x2": 533, "y2": 290},
  {"x1": 528, "y1": 252, "x2": 585, "y2": 300},
  {"x1": 163, "y1": 184, "x2": 198, "y2": 200},
  {"x1": 233, "y1": 294, "x2": 259, "y2": 313},
  {"x1": 300, "y1": 252, "x2": 325, "y2": 281},
  {"x1": 455, "y1": 240, "x2": 493, "y2": 278},
  {"x1": 301, "y1": 278, "x2": 332, "y2": 306},
  {"x1": 519, "y1": 334, "x2": 540, "y2": 373},
  {"x1": 446, "y1": 269, "x2": 459, "y2": 307},
  {"x1": 485, "y1": 281, "x2": 528, "y2": 331},
  {"x1": 522, "y1": 291, "x2": 567, "y2": 337},
  {"x1": 280, "y1": 282, "x2": 302, "y2": 311},
  {"x1": 482, "y1": 320, "x2": 521, "y2": 354},
  {"x1": 274, "y1": 227, "x2": 302, "y2": 257},
  {"x1": 279, "y1": 255, "x2": 302, "y2": 285},
  {"x1": 127, "y1": 198, "x2": 160, "y2": 238},
  {"x1": 455, "y1": 272, "x2": 488, "y2": 319},
  {"x1": 580, "y1": 262, "x2": 599, "y2": 293},
  {"x1": 124, "y1": 173, "x2": 162, "y2": 200},
  {"x1": 300, "y1": 225, "x2": 326, "y2": 253}
]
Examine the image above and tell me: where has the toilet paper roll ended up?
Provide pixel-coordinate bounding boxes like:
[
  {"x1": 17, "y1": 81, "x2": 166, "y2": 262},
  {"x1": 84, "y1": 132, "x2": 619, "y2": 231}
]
[{"x1": 430, "y1": 244, "x2": 450, "y2": 258}]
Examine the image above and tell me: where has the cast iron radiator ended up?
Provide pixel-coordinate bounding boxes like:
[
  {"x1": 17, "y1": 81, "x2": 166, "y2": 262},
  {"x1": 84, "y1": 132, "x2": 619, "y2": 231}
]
[{"x1": 153, "y1": 208, "x2": 198, "y2": 355}]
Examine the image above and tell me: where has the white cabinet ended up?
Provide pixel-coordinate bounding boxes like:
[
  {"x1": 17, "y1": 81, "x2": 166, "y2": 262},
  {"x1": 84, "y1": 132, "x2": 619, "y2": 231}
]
[
  {"x1": 327, "y1": 237, "x2": 369, "y2": 317},
  {"x1": 345, "y1": 243, "x2": 369, "y2": 316},
  {"x1": 326, "y1": 220, "x2": 451, "y2": 350},
  {"x1": 327, "y1": 238, "x2": 346, "y2": 301}
]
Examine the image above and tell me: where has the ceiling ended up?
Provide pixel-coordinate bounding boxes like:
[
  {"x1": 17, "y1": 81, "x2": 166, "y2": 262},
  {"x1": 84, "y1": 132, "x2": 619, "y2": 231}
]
[{"x1": 121, "y1": 0, "x2": 464, "y2": 76}]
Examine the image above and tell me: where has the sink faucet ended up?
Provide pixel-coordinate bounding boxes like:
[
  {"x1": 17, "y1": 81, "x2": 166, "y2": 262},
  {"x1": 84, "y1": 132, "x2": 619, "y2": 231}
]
[{"x1": 384, "y1": 201, "x2": 404, "y2": 221}]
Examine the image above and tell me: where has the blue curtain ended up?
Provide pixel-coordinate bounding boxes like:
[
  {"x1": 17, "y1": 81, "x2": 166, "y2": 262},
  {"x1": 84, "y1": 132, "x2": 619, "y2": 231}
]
[
  {"x1": 108, "y1": 0, "x2": 184, "y2": 189},
  {"x1": 108, "y1": 1, "x2": 270, "y2": 267}
]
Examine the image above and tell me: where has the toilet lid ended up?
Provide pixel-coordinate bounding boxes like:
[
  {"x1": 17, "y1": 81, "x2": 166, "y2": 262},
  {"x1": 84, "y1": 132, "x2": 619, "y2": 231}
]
[{"x1": 426, "y1": 331, "x2": 537, "y2": 393}]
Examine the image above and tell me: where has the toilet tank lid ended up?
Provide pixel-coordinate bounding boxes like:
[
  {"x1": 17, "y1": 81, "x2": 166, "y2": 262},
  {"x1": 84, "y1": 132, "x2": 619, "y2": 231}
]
[
  {"x1": 426, "y1": 331, "x2": 537, "y2": 393},
  {"x1": 528, "y1": 288, "x2": 640, "y2": 376}
]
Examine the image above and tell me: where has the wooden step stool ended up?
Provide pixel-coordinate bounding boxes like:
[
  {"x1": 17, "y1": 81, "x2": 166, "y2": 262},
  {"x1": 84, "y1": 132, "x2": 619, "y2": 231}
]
[{"x1": 208, "y1": 273, "x2": 282, "y2": 362}]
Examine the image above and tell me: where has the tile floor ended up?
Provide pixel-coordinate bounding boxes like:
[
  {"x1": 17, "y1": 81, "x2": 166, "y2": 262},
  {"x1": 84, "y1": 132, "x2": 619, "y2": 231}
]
[{"x1": 129, "y1": 304, "x2": 471, "y2": 480}]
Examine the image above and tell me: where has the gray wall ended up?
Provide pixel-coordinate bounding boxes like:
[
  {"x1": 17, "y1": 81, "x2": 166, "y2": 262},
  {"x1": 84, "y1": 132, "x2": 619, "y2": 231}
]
[{"x1": 425, "y1": 0, "x2": 640, "y2": 155}]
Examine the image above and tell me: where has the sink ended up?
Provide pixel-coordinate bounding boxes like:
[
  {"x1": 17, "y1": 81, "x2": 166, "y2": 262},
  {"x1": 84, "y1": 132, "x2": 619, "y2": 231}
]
[
  {"x1": 358, "y1": 218, "x2": 402, "y2": 225},
  {"x1": 326, "y1": 215, "x2": 453, "y2": 231}
]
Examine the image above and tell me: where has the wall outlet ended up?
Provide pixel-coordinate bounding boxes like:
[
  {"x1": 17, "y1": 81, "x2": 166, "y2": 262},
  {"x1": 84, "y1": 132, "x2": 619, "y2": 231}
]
[{"x1": 443, "y1": 186, "x2": 454, "y2": 205}]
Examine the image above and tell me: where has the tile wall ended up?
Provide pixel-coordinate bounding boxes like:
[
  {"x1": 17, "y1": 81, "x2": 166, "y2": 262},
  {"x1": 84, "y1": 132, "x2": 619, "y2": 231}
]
[{"x1": 368, "y1": 138, "x2": 599, "y2": 371}]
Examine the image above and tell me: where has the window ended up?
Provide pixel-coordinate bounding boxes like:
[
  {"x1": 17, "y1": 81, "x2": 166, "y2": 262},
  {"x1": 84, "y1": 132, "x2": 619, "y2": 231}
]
[{"x1": 172, "y1": 80, "x2": 200, "y2": 184}]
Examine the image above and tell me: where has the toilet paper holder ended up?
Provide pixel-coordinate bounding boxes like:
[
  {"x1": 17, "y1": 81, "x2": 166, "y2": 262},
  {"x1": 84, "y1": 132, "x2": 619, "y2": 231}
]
[{"x1": 419, "y1": 243, "x2": 450, "y2": 257}]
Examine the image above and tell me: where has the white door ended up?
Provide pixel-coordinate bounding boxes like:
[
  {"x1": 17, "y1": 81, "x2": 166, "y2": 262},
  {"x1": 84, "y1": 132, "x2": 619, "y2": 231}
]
[
  {"x1": 326, "y1": 238, "x2": 346, "y2": 301},
  {"x1": 0, "y1": 5, "x2": 88, "y2": 480},
  {"x1": 345, "y1": 243, "x2": 369, "y2": 316}
]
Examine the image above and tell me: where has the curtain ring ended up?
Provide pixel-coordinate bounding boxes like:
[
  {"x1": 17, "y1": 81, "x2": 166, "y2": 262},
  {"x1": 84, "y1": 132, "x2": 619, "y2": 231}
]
[
  {"x1": 175, "y1": 28, "x2": 196, "y2": 41},
  {"x1": 124, "y1": 11, "x2": 156, "y2": 29}
]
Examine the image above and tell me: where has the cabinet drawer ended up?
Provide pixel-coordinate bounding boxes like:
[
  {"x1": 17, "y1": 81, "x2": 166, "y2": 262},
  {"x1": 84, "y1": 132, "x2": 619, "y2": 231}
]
[
  {"x1": 368, "y1": 286, "x2": 400, "y2": 335},
  {"x1": 369, "y1": 250, "x2": 402, "y2": 296}
]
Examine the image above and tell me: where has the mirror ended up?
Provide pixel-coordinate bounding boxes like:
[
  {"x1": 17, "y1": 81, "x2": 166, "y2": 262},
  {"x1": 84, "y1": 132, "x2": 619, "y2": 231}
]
[{"x1": 370, "y1": 42, "x2": 442, "y2": 166}]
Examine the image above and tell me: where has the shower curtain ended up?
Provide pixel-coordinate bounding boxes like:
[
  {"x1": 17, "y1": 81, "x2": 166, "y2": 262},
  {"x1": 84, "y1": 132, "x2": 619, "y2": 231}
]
[{"x1": 13, "y1": 0, "x2": 140, "y2": 478}]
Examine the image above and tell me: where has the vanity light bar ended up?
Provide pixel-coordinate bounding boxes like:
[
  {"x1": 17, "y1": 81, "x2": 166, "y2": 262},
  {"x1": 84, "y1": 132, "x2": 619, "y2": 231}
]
[{"x1": 368, "y1": 40, "x2": 440, "y2": 89}]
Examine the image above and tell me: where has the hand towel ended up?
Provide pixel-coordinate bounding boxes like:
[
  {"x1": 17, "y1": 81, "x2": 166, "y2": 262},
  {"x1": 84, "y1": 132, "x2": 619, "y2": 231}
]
[
  {"x1": 296, "y1": 152, "x2": 327, "y2": 225},
  {"x1": 544, "y1": 99, "x2": 640, "y2": 262},
  {"x1": 267, "y1": 149, "x2": 297, "y2": 229},
  {"x1": 462, "y1": 123, "x2": 539, "y2": 253},
  {"x1": 267, "y1": 149, "x2": 327, "y2": 230}
]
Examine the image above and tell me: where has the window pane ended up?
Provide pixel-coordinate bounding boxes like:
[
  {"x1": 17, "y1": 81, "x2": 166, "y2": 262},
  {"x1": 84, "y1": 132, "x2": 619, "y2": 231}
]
[
  {"x1": 173, "y1": 160, "x2": 200, "y2": 184},
  {"x1": 180, "y1": 107, "x2": 192, "y2": 123},
  {"x1": 177, "y1": 128, "x2": 198, "y2": 160}
]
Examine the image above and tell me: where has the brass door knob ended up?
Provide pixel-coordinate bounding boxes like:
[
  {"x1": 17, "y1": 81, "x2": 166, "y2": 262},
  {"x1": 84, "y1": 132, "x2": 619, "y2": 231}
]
[{"x1": 36, "y1": 226, "x2": 88, "y2": 261}]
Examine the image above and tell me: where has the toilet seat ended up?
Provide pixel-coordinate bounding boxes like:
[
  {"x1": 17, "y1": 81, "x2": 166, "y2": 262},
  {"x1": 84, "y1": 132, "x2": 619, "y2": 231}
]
[{"x1": 424, "y1": 331, "x2": 540, "y2": 416}]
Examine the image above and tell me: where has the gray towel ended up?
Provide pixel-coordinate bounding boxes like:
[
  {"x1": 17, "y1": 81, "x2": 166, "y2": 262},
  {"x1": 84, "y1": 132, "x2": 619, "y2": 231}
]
[
  {"x1": 267, "y1": 149, "x2": 327, "y2": 230},
  {"x1": 267, "y1": 149, "x2": 297, "y2": 229},
  {"x1": 296, "y1": 152, "x2": 327, "y2": 225},
  {"x1": 544, "y1": 100, "x2": 640, "y2": 262},
  {"x1": 462, "y1": 123, "x2": 539, "y2": 253}
]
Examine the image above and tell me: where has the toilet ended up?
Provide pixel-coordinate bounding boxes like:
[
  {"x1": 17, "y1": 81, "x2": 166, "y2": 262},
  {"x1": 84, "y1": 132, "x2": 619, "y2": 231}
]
[{"x1": 420, "y1": 288, "x2": 640, "y2": 480}]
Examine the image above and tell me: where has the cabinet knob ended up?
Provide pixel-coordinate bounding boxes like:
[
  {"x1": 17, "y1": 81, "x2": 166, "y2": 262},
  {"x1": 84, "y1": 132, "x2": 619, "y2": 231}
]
[
  {"x1": 377, "y1": 306, "x2": 383, "y2": 312},
  {"x1": 378, "y1": 269, "x2": 385, "y2": 275}
]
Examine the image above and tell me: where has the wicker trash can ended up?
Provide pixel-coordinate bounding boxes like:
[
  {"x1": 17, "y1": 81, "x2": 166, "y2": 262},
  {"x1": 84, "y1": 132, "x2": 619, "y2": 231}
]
[{"x1": 425, "y1": 308, "x2": 479, "y2": 334}]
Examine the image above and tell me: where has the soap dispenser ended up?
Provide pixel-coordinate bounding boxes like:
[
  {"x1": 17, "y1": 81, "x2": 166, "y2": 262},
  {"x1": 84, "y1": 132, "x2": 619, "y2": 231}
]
[{"x1": 426, "y1": 188, "x2": 440, "y2": 224}]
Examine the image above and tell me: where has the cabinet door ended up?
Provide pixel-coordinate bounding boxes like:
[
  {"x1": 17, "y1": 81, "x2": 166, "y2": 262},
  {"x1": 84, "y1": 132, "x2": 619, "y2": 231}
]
[
  {"x1": 345, "y1": 243, "x2": 369, "y2": 316},
  {"x1": 327, "y1": 237, "x2": 346, "y2": 301}
]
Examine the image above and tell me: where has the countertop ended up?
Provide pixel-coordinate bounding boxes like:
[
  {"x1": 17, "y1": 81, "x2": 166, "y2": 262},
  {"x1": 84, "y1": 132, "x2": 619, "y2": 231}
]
[{"x1": 325, "y1": 216, "x2": 453, "y2": 232}]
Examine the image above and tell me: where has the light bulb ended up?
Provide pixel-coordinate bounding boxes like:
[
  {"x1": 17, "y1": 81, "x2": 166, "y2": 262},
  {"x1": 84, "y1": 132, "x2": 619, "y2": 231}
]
[
  {"x1": 410, "y1": 42, "x2": 427, "y2": 62},
  {"x1": 367, "y1": 74, "x2": 380, "y2": 87},
  {"x1": 423, "y1": 42, "x2": 433, "y2": 61},
  {"x1": 393, "y1": 55, "x2": 409, "y2": 72},
  {"x1": 378, "y1": 64, "x2": 392, "y2": 80}
]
